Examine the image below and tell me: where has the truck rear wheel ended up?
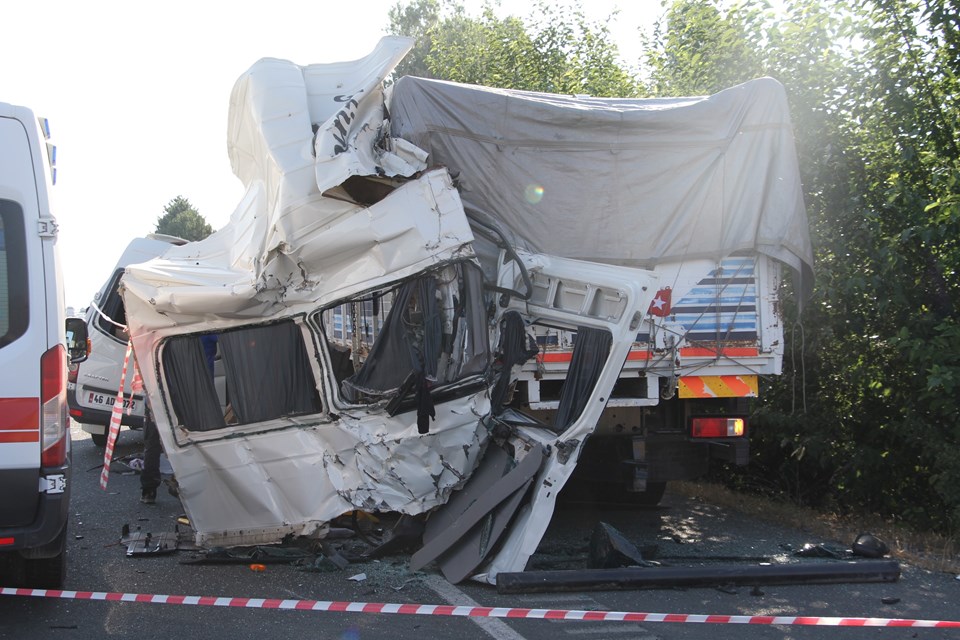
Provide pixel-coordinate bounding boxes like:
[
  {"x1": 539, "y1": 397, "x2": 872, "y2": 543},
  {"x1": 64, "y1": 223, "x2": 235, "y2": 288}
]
[
  {"x1": 90, "y1": 431, "x2": 107, "y2": 447},
  {"x1": 625, "y1": 481, "x2": 667, "y2": 506}
]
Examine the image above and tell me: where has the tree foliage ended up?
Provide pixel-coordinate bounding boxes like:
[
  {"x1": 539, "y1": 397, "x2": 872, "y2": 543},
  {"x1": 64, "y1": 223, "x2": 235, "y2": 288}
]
[
  {"x1": 155, "y1": 195, "x2": 213, "y2": 242},
  {"x1": 646, "y1": 0, "x2": 960, "y2": 531},
  {"x1": 387, "y1": 0, "x2": 641, "y2": 96}
]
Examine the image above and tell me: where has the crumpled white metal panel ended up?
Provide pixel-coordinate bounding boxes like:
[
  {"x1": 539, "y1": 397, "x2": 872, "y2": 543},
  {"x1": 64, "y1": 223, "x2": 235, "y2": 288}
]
[
  {"x1": 121, "y1": 37, "x2": 495, "y2": 547},
  {"x1": 166, "y1": 393, "x2": 490, "y2": 548}
]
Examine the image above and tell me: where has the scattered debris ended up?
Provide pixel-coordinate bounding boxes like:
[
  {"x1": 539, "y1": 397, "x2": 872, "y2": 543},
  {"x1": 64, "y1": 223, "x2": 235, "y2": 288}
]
[
  {"x1": 348, "y1": 573, "x2": 367, "y2": 582},
  {"x1": 852, "y1": 533, "x2": 890, "y2": 559},
  {"x1": 881, "y1": 596, "x2": 900, "y2": 605},
  {"x1": 588, "y1": 522, "x2": 650, "y2": 569},
  {"x1": 121, "y1": 529, "x2": 178, "y2": 557},
  {"x1": 793, "y1": 542, "x2": 844, "y2": 559},
  {"x1": 296, "y1": 554, "x2": 347, "y2": 573},
  {"x1": 364, "y1": 515, "x2": 423, "y2": 560},
  {"x1": 183, "y1": 544, "x2": 315, "y2": 565}
]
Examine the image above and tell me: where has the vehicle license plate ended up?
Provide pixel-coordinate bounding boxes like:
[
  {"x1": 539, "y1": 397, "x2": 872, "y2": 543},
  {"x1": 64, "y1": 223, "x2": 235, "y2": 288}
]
[{"x1": 87, "y1": 391, "x2": 143, "y2": 416}]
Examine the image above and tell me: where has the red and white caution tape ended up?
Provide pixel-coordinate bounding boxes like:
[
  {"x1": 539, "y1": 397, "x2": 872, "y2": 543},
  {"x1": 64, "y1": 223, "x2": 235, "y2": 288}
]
[
  {"x1": 99, "y1": 341, "x2": 133, "y2": 490},
  {"x1": 2, "y1": 588, "x2": 958, "y2": 628}
]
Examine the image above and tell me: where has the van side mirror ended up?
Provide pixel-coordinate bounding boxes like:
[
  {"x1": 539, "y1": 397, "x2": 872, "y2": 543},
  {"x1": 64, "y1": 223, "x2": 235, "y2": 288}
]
[{"x1": 66, "y1": 317, "x2": 89, "y2": 364}]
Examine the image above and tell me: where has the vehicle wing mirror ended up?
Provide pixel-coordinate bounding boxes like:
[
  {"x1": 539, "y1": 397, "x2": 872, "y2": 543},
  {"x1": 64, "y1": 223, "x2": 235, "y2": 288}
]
[{"x1": 66, "y1": 317, "x2": 89, "y2": 364}]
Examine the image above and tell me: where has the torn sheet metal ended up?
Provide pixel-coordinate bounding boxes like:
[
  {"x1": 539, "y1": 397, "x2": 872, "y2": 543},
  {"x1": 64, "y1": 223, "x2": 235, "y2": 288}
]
[
  {"x1": 120, "y1": 36, "x2": 490, "y2": 548},
  {"x1": 165, "y1": 395, "x2": 490, "y2": 548},
  {"x1": 476, "y1": 252, "x2": 657, "y2": 582},
  {"x1": 410, "y1": 443, "x2": 544, "y2": 582}
]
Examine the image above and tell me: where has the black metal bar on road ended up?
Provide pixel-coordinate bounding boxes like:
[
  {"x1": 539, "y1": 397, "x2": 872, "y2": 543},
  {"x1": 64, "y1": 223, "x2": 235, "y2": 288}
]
[{"x1": 496, "y1": 560, "x2": 901, "y2": 594}]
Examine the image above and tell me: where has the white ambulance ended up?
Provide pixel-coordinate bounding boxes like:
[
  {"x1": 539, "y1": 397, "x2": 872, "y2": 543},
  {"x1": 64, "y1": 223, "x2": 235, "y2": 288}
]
[{"x1": 0, "y1": 101, "x2": 87, "y2": 588}]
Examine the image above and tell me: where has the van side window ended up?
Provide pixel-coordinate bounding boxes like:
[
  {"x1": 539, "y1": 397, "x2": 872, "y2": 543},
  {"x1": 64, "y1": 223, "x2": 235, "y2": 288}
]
[
  {"x1": 161, "y1": 319, "x2": 323, "y2": 432},
  {"x1": 0, "y1": 200, "x2": 29, "y2": 349},
  {"x1": 95, "y1": 270, "x2": 127, "y2": 338},
  {"x1": 318, "y1": 261, "x2": 489, "y2": 405}
]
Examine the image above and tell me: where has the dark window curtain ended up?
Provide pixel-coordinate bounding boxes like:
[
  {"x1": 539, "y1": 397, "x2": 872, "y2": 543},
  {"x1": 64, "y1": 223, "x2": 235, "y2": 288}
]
[
  {"x1": 491, "y1": 311, "x2": 538, "y2": 415},
  {"x1": 163, "y1": 336, "x2": 226, "y2": 431},
  {"x1": 459, "y1": 264, "x2": 490, "y2": 378},
  {"x1": 419, "y1": 276, "x2": 441, "y2": 379},
  {"x1": 553, "y1": 327, "x2": 612, "y2": 430},
  {"x1": 218, "y1": 321, "x2": 322, "y2": 424},
  {"x1": 341, "y1": 276, "x2": 441, "y2": 401}
]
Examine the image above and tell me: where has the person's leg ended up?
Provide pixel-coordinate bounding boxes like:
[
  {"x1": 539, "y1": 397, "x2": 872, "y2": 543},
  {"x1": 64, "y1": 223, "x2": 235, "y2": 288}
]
[{"x1": 140, "y1": 406, "x2": 161, "y2": 504}]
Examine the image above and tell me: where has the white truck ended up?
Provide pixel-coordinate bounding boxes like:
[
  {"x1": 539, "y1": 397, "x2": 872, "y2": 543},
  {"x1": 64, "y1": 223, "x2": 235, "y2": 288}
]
[
  {"x1": 385, "y1": 71, "x2": 814, "y2": 504},
  {"x1": 115, "y1": 37, "x2": 811, "y2": 583}
]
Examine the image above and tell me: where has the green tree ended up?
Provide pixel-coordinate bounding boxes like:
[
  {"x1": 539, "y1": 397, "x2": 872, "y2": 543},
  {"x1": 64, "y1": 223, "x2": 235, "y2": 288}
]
[
  {"x1": 645, "y1": 0, "x2": 960, "y2": 531},
  {"x1": 387, "y1": 0, "x2": 641, "y2": 96},
  {"x1": 155, "y1": 196, "x2": 213, "y2": 242},
  {"x1": 644, "y1": 0, "x2": 766, "y2": 95},
  {"x1": 387, "y1": 0, "x2": 441, "y2": 79}
]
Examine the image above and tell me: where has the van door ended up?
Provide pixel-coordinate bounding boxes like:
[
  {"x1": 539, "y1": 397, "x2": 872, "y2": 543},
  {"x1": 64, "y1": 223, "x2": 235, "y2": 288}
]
[
  {"x1": 411, "y1": 249, "x2": 658, "y2": 582},
  {"x1": 0, "y1": 104, "x2": 70, "y2": 588},
  {"x1": 0, "y1": 113, "x2": 46, "y2": 523}
]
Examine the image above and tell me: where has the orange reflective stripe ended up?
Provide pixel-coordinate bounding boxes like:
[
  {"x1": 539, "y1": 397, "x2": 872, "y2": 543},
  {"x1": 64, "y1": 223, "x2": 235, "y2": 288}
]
[
  {"x1": 679, "y1": 377, "x2": 709, "y2": 398},
  {"x1": 679, "y1": 376, "x2": 758, "y2": 399},
  {"x1": 541, "y1": 347, "x2": 758, "y2": 363},
  {"x1": 718, "y1": 376, "x2": 757, "y2": 397}
]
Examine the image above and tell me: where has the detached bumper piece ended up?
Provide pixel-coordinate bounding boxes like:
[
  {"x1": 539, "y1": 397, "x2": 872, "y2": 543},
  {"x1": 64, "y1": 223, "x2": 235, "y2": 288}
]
[{"x1": 496, "y1": 560, "x2": 901, "y2": 594}]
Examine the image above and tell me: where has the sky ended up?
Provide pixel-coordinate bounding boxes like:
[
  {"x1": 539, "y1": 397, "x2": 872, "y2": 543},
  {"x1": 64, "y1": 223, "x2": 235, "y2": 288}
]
[{"x1": 2, "y1": 0, "x2": 663, "y2": 310}]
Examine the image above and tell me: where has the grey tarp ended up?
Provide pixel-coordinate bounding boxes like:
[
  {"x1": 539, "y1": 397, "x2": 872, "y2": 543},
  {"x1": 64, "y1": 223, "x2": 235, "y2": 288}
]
[{"x1": 389, "y1": 76, "x2": 814, "y2": 296}]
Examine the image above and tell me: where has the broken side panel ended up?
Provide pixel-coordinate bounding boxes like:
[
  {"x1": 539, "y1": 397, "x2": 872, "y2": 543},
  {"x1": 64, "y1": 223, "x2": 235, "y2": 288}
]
[
  {"x1": 413, "y1": 251, "x2": 657, "y2": 583},
  {"x1": 143, "y1": 260, "x2": 493, "y2": 548}
]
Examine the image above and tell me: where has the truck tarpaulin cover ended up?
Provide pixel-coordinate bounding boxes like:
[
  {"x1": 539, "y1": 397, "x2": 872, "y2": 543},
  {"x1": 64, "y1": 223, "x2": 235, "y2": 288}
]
[{"x1": 388, "y1": 75, "x2": 814, "y2": 294}]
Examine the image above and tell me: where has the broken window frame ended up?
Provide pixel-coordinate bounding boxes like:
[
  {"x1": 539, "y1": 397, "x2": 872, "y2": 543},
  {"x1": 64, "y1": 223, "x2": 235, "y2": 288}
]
[
  {"x1": 95, "y1": 269, "x2": 129, "y2": 340},
  {"x1": 158, "y1": 315, "x2": 328, "y2": 446},
  {"x1": 311, "y1": 259, "x2": 491, "y2": 416}
]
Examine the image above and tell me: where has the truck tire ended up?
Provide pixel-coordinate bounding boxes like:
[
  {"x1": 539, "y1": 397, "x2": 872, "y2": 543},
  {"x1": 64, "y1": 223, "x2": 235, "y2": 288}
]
[
  {"x1": 626, "y1": 481, "x2": 667, "y2": 506},
  {"x1": 90, "y1": 431, "x2": 107, "y2": 447}
]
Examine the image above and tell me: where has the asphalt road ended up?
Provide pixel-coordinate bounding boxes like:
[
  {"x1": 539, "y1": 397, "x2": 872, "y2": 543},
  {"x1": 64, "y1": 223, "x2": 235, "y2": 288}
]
[{"x1": 2, "y1": 422, "x2": 958, "y2": 639}]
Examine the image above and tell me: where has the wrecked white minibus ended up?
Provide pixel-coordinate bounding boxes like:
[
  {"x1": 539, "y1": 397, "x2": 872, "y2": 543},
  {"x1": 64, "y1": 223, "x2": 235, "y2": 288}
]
[{"x1": 118, "y1": 36, "x2": 811, "y2": 583}]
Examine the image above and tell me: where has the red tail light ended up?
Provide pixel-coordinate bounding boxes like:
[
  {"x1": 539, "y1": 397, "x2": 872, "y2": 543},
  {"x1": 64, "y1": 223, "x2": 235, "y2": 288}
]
[
  {"x1": 40, "y1": 344, "x2": 68, "y2": 467},
  {"x1": 690, "y1": 416, "x2": 746, "y2": 438}
]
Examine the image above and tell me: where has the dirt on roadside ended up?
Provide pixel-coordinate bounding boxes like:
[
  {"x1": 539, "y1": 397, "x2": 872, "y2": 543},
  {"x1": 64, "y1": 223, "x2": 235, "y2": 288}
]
[{"x1": 672, "y1": 480, "x2": 960, "y2": 575}]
